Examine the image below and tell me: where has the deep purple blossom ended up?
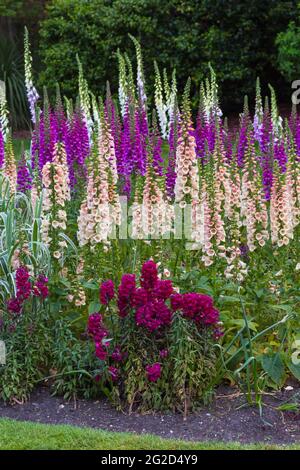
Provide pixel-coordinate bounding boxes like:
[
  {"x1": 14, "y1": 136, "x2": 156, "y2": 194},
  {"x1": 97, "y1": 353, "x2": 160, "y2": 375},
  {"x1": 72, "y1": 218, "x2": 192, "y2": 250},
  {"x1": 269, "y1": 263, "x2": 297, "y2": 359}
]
[
  {"x1": 111, "y1": 346, "x2": 123, "y2": 362},
  {"x1": 33, "y1": 274, "x2": 49, "y2": 299},
  {"x1": 117, "y1": 273, "x2": 136, "y2": 317},
  {"x1": 159, "y1": 349, "x2": 169, "y2": 358},
  {"x1": 194, "y1": 111, "x2": 206, "y2": 160},
  {"x1": 108, "y1": 366, "x2": 119, "y2": 382},
  {"x1": 17, "y1": 153, "x2": 32, "y2": 192},
  {"x1": 100, "y1": 280, "x2": 115, "y2": 305},
  {"x1": 135, "y1": 301, "x2": 172, "y2": 331},
  {"x1": 133, "y1": 108, "x2": 147, "y2": 175},
  {"x1": 88, "y1": 313, "x2": 109, "y2": 361},
  {"x1": 260, "y1": 106, "x2": 273, "y2": 200},
  {"x1": 119, "y1": 105, "x2": 133, "y2": 195},
  {"x1": 65, "y1": 110, "x2": 89, "y2": 189},
  {"x1": 88, "y1": 313, "x2": 108, "y2": 342},
  {"x1": 153, "y1": 280, "x2": 173, "y2": 300},
  {"x1": 16, "y1": 266, "x2": 31, "y2": 302},
  {"x1": 7, "y1": 298, "x2": 22, "y2": 315},
  {"x1": 140, "y1": 260, "x2": 158, "y2": 291},
  {"x1": 145, "y1": 363, "x2": 161, "y2": 382},
  {"x1": 274, "y1": 140, "x2": 287, "y2": 172},
  {"x1": 171, "y1": 292, "x2": 220, "y2": 327},
  {"x1": 37, "y1": 110, "x2": 56, "y2": 171}
]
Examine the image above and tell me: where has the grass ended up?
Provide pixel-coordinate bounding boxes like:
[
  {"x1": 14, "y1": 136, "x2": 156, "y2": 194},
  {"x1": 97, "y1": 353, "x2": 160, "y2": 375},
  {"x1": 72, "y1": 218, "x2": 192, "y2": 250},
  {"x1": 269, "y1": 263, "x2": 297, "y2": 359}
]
[{"x1": 0, "y1": 418, "x2": 299, "y2": 450}]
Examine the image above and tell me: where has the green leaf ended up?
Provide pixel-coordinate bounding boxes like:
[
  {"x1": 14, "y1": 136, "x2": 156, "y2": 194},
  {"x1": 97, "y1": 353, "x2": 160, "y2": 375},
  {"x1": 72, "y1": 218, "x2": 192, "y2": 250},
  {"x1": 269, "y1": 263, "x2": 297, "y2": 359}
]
[
  {"x1": 229, "y1": 318, "x2": 258, "y2": 332},
  {"x1": 261, "y1": 353, "x2": 285, "y2": 385},
  {"x1": 268, "y1": 304, "x2": 293, "y2": 313},
  {"x1": 31, "y1": 218, "x2": 39, "y2": 258},
  {"x1": 287, "y1": 362, "x2": 300, "y2": 381},
  {"x1": 59, "y1": 277, "x2": 71, "y2": 288},
  {"x1": 277, "y1": 403, "x2": 299, "y2": 412},
  {"x1": 254, "y1": 289, "x2": 265, "y2": 299},
  {"x1": 88, "y1": 301, "x2": 101, "y2": 314},
  {"x1": 82, "y1": 281, "x2": 99, "y2": 290}
]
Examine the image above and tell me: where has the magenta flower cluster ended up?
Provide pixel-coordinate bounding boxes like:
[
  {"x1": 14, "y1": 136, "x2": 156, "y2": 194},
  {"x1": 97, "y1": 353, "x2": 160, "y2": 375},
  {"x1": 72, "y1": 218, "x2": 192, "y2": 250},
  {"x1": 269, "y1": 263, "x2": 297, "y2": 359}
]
[
  {"x1": 121, "y1": 260, "x2": 174, "y2": 332},
  {"x1": 170, "y1": 292, "x2": 220, "y2": 326},
  {"x1": 140, "y1": 259, "x2": 159, "y2": 290},
  {"x1": 7, "y1": 266, "x2": 49, "y2": 315},
  {"x1": 135, "y1": 299, "x2": 172, "y2": 332},
  {"x1": 145, "y1": 363, "x2": 161, "y2": 382},
  {"x1": 111, "y1": 345, "x2": 123, "y2": 362},
  {"x1": 87, "y1": 312, "x2": 108, "y2": 360},
  {"x1": 89, "y1": 261, "x2": 221, "y2": 385},
  {"x1": 88, "y1": 312, "x2": 126, "y2": 381},
  {"x1": 33, "y1": 274, "x2": 49, "y2": 299},
  {"x1": 117, "y1": 274, "x2": 136, "y2": 318},
  {"x1": 116, "y1": 260, "x2": 220, "y2": 333},
  {"x1": 98, "y1": 261, "x2": 220, "y2": 334},
  {"x1": 100, "y1": 279, "x2": 115, "y2": 305},
  {"x1": 15, "y1": 266, "x2": 32, "y2": 302}
]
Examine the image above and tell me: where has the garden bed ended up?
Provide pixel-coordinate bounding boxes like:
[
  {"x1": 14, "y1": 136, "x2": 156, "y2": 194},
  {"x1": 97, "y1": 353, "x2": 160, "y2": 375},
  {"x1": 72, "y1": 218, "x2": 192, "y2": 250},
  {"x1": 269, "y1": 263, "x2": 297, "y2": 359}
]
[
  {"x1": 0, "y1": 384, "x2": 299, "y2": 446},
  {"x1": 1, "y1": 31, "x2": 300, "y2": 448}
]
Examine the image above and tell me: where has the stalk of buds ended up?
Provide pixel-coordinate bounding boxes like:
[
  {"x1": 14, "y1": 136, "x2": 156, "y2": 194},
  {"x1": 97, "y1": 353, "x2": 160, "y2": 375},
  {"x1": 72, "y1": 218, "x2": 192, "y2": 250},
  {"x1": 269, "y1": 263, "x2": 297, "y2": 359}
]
[{"x1": 41, "y1": 143, "x2": 70, "y2": 259}]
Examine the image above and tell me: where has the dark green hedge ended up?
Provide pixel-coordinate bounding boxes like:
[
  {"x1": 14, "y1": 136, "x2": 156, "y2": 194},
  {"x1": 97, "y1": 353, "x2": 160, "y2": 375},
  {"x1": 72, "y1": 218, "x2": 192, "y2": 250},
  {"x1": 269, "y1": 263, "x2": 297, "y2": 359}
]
[{"x1": 37, "y1": 0, "x2": 297, "y2": 111}]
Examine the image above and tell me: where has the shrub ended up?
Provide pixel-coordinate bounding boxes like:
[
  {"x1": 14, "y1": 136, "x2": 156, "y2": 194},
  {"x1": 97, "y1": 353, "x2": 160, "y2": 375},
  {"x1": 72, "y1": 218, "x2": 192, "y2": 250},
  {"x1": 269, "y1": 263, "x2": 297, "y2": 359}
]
[
  {"x1": 0, "y1": 266, "x2": 51, "y2": 401},
  {"x1": 0, "y1": 36, "x2": 29, "y2": 129},
  {"x1": 86, "y1": 260, "x2": 222, "y2": 414},
  {"x1": 276, "y1": 20, "x2": 300, "y2": 82},
  {"x1": 50, "y1": 319, "x2": 101, "y2": 400},
  {"x1": 38, "y1": 0, "x2": 296, "y2": 110}
]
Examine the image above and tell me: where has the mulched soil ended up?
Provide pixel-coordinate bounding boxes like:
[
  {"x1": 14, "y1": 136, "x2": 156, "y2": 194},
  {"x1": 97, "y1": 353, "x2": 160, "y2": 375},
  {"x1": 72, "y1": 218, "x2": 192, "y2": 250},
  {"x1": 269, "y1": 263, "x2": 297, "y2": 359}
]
[{"x1": 0, "y1": 383, "x2": 300, "y2": 445}]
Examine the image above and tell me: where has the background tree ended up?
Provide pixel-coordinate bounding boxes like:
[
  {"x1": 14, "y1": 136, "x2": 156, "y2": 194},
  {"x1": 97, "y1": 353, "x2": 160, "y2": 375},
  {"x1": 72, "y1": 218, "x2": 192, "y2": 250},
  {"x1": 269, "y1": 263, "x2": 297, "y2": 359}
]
[
  {"x1": 0, "y1": 0, "x2": 298, "y2": 128},
  {"x1": 0, "y1": 0, "x2": 47, "y2": 128},
  {"x1": 276, "y1": 4, "x2": 300, "y2": 84},
  {"x1": 38, "y1": 0, "x2": 296, "y2": 112}
]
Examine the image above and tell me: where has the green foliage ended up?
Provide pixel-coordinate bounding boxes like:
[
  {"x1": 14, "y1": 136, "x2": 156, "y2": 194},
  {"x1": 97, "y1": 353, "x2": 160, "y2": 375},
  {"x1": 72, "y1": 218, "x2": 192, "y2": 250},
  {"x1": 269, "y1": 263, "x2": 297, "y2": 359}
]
[
  {"x1": 0, "y1": 36, "x2": 29, "y2": 129},
  {"x1": 50, "y1": 319, "x2": 100, "y2": 400},
  {"x1": 0, "y1": 1, "x2": 23, "y2": 16},
  {"x1": 113, "y1": 315, "x2": 218, "y2": 414},
  {"x1": 169, "y1": 315, "x2": 217, "y2": 412},
  {"x1": 0, "y1": 301, "x2": 51, "y2": 402},
  {"x1": 38, "y1": 0, "x2": 296, "y2": 110},
  {"x1": 261, "y1": 352, "x2": 285, "y2": 386},
  {"x1": 276, "y1": 20, "x2": 300, "y2": 82}
]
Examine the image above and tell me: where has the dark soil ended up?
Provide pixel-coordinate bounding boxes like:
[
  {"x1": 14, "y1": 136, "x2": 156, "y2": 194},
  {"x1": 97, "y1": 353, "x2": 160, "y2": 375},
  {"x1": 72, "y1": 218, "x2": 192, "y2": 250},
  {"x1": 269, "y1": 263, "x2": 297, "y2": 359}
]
[{"x1": 0, "y1": 383, "x2": 300, "y2": 445}]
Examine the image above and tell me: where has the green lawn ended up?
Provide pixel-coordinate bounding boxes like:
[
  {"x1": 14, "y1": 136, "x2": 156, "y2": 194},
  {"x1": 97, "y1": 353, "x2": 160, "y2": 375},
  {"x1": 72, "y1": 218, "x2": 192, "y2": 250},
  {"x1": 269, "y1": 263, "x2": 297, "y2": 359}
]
[{"x1": 0, "y1": 418, "x2": 299, "y2": 450}]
